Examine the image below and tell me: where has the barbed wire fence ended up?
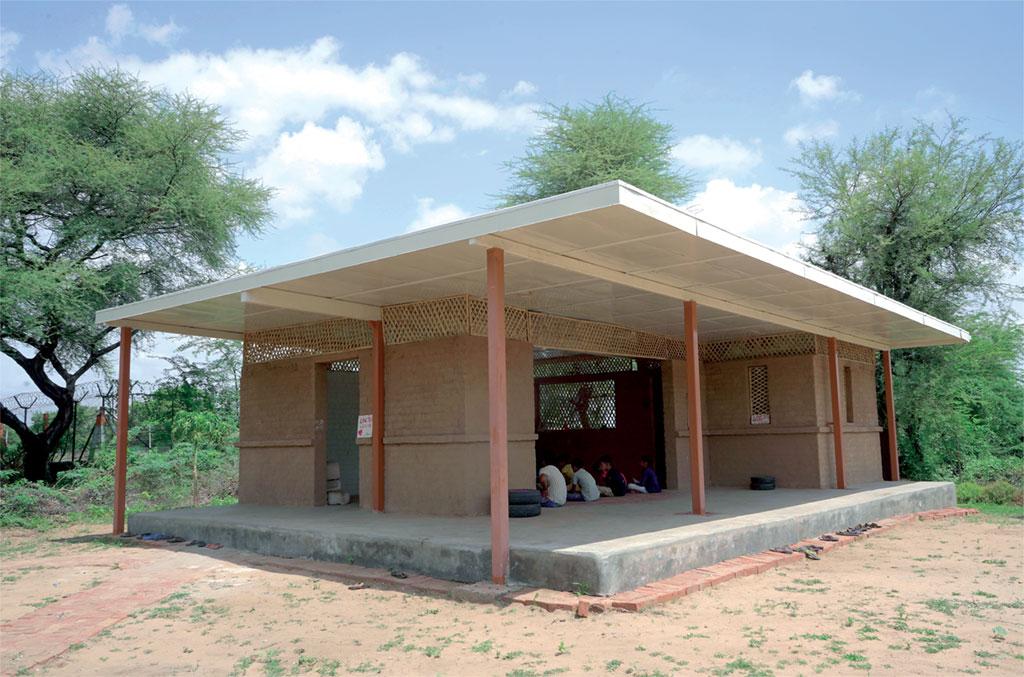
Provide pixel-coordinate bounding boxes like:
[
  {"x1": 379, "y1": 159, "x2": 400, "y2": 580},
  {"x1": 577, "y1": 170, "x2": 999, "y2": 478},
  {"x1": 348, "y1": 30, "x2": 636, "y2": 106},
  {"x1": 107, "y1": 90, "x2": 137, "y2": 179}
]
[{"x1": 1, "y1": 379, "x2": 166, "y2": 467}]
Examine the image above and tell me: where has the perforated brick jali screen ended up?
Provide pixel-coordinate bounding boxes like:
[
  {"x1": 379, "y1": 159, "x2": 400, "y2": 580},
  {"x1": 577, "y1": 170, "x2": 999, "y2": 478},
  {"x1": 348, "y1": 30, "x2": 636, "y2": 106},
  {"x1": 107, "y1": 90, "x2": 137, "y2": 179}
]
[{"x1": 243, "y1": 293, "x2": 877, "y2": 366}]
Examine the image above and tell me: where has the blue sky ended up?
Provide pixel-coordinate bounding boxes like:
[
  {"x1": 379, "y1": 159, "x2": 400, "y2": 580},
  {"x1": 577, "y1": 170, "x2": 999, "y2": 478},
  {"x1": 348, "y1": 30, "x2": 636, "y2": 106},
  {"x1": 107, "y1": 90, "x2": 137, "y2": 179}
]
[{"x1": 1, "y1": 1, "x2": 1022, "y2": 392}]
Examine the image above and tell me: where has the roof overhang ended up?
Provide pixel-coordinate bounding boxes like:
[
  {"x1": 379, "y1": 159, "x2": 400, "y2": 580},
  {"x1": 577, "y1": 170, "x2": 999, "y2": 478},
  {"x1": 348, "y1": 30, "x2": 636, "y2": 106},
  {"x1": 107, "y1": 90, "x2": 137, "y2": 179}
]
[{"x1": 95, "y1": 181, "x2": 969, "y2": 351}]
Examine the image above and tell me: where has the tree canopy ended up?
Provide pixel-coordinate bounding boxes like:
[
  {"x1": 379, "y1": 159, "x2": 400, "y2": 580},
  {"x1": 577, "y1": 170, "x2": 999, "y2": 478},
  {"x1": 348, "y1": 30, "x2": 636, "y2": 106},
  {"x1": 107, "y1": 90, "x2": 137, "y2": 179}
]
[
  {"x1": 790, "y1": 117, "x2": 1023, "y2": 316},
  {"x1": 498, "y1": 94, "x2": 694, "y2": 206},
  {"x1": 0, "y1": 69, "x2": 271, "y2": 480},
  {"x1": 789, "y1": 118, "x2": 1024, "y2": 484}
]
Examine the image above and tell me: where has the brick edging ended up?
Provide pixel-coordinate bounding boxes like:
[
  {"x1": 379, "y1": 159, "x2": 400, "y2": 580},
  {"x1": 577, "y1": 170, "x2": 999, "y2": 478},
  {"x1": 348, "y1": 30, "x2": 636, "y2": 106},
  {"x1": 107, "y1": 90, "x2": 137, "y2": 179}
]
[{"x1": 505, "y1": 507, "x2": 980, "y2": 616}]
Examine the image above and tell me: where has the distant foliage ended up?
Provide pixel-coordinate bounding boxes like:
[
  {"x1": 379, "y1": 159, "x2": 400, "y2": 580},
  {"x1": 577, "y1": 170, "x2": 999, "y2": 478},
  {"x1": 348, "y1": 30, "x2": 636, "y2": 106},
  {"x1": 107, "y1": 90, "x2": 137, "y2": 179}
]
[
  {"x1": 498, "y1": 94, "x2": 695, "y2": 206},
  {"x1": 790, "y1": 118, "x2": 1024, "y2": 486}
]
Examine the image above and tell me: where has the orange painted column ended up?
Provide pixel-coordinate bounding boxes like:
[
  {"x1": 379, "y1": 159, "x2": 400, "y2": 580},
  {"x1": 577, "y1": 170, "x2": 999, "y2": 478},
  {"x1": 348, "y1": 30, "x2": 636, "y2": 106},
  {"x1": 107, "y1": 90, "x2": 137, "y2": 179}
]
[
  {"x1": 486, "y1": 247, "x2": 510, "y2": 584},
  {"x1": 826, "y1": 337, "x2": 846, "y2": 489},
  {"x1": 370, "y1": 320, "x2": 386, "y2": 512},
  {"x1": 112, "y1": 326, "x2": 131, "y2": 535},
  {"x1": 881, "y1": 350, "x2": 900, "y2": 481},
  {"x1": 684, "y1": 300, "x2": 706, "y2": 515}
]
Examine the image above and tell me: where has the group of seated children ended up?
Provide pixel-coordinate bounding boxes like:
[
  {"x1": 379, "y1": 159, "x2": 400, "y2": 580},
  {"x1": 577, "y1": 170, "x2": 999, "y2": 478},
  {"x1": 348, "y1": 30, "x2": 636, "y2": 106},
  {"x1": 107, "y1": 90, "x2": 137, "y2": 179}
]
[{"x1": 536, "y1": 455, "x2": 661, "y2": 508}]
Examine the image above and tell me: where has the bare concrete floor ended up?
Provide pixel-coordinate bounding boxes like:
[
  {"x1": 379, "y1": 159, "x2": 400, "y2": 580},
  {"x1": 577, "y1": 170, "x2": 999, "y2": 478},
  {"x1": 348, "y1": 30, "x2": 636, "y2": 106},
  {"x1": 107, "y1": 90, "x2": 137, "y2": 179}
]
[{"x1": 129, "y1": 481, "x2": 955, "y2": 595}]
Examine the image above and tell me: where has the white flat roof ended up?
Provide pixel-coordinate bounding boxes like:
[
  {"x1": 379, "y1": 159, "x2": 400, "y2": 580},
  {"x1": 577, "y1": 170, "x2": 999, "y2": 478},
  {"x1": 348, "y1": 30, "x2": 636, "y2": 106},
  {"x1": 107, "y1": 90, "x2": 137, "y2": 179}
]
[{"x1": 95, "y1": 181, "x2": 969, "y2": 351}]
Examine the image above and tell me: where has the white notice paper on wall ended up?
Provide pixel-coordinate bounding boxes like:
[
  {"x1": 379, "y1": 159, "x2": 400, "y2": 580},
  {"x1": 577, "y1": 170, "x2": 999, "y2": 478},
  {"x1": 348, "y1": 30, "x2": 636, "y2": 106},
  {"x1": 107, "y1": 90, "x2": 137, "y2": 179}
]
[{"x1": 356, "y1": 414, "x2": 373, "y2": 439}]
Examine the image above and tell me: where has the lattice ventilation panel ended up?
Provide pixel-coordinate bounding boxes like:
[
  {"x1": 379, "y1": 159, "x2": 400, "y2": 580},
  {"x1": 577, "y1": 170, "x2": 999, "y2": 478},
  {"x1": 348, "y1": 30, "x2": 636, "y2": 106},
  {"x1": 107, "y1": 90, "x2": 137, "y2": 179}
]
[
  {"x1": 837, "y1": 340, "x2": 876, "y2": 364},
  {"x1": 243, "y1": 318, "x2": 373, "y2": 364},
  {"x1": 328, "y1": 358, "x2": 360, "y2": 372},
  {"x1": 748, "y1": 365, "x2": 771, "y2": 424},
  {"x1": 528, "y1": 312, "x2": 686, "y2": 360},
  {"x1": 243, "y1": 292, "x2": 878, "y2": 367},
  {"x1": 468, "y1": 296, "x2": 530, "y2": 342},
  {"x1": 534, "y1": 355, "x2": 638, "y2": 379},
  {"x1": 537, "y1": 379, "x2": 617, "y2": 431},
  {"x1": 700, "y1": 332, "x2": 818, "y2": 363}
]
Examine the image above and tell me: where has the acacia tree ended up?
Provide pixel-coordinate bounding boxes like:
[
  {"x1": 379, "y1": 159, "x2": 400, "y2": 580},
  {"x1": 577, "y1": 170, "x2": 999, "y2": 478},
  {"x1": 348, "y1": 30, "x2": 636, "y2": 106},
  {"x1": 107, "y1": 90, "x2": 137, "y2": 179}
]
[
  {"x1": 498, "y1": 94, "x2": 694, "y2": 206},
  {"x1": 788, "y1": 118, "x2": 1024, "y2": 481},
  {"x1": 0, "y1": 69, "x2": 270, "y2": 481}
]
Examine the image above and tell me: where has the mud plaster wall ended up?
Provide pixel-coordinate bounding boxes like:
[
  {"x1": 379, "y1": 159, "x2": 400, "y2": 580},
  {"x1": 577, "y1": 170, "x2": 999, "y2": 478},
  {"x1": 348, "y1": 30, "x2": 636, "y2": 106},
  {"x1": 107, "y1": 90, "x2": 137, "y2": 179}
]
[{"x1": 357, "y1": 335, "x2": 536, "y2": 516}]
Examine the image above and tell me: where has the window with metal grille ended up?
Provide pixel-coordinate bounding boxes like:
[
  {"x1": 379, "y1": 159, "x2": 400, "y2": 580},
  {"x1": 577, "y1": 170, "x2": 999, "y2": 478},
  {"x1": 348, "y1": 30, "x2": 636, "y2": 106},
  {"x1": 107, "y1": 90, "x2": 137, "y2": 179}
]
[
  {"x1": 748, "y1": 365, "x2": 770, "y2": 425},
  {"x1": 537, "y1": 379, "x2": 616, "y2": 430},
  {"x1": 844, "y1": 366, "x2": 854, "y2": 423},
  {"x1": 329, "y1": 359, "x2": 360, "y2": 372}
]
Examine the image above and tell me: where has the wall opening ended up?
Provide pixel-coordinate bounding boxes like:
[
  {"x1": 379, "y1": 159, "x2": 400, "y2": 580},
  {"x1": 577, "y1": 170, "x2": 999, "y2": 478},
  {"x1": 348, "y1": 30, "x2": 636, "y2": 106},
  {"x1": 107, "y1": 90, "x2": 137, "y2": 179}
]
[
  {"x1": 533, "y1": 350, "x2": 665, "y2": 488},
  {"x1": 326, "y1": 359, "x2": 360, "y2": 502},
  {"x1": 843, "y1": 365, "x2": 854, "y2": 423}
]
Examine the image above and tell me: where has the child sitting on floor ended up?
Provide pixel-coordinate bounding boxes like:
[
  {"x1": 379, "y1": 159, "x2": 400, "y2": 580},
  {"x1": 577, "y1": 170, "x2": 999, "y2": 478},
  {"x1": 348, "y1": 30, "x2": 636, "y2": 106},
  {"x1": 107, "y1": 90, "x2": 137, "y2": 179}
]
[
  {"x1": 537, "y1": 463, "x2": 567, "y2": 507},
  {"x1": 594, "y1": 456, "x2": 627, "y2": 497},
  {"x1": 627, "y1": 456, "x2": 662, "y2": 494}
]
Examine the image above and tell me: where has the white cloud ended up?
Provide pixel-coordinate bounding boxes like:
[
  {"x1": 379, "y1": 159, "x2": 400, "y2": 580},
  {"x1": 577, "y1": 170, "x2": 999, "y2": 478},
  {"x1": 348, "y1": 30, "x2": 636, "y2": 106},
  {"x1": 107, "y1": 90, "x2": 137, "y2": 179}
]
[
  {"x1": 105, "y1": 5, "x2": 134, "y2": 40},
  {"x1": 506, "y1": 80, "x2": 538, "y2": 97},
  {"x1": 46, "y1": 36, "x2": 540, "y2": 149},
  {"x1": 38, "y1": 20, "x2": 541, "y2": 220},
  {"x1": 407, "y1": 198, "x2": 470, "y2": 232},
  {"x1": 254, "y1": 117, "x2": 385, "y2": 221},
  {"x1": 304, "y1": 231, "x2": 342, "y2": 257},
  {"x1": 456, "y1": 72, "x2": 487, "y2": 89},
  {"x1": 671, "y1": 135, "x2": 762, "y2": 175},
  {"x1": 685, "y1": 179, "x2": 806, "y2": 249},
  {"x1": 105, "y1": 4, "x2": 181, "y2": 46},
  {"x1": 783, "y1": 120, "x2": 840, "y2": 145},
  {"x1": 0, "y1": 29, "x2": 21, "y2": 64},
  {"x1": 790, "y1": 70, "x2": 857, "y2": 105}
]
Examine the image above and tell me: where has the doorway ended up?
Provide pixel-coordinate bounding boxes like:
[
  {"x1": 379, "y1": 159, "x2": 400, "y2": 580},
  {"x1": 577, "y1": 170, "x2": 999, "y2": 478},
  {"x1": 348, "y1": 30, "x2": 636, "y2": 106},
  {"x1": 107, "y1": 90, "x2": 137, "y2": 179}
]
[
  {"x1": 326, "y1": 359, "x2": 360, "y2": 498},
  {"x1": 533, "y1": 352, "x2": 665, "y2": 485}
]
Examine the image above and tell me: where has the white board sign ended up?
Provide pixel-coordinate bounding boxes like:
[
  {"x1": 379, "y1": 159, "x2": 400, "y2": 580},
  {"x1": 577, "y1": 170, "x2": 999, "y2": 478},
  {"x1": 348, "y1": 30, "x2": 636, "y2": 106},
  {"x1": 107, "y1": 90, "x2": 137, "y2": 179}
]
[
  {"x1": 356, "y1": 414, "x2": 373, "y2": 439},
  {"x1": 750, "y1": 414, "x2": 770, "y2": 425}
]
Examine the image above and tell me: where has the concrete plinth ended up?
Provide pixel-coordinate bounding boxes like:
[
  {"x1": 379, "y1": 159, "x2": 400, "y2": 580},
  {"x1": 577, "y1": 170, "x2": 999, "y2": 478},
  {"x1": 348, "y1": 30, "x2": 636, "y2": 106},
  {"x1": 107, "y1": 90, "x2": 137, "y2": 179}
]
[{"x1": 128, "y1": 481, "x2": 955, "y2": 596}]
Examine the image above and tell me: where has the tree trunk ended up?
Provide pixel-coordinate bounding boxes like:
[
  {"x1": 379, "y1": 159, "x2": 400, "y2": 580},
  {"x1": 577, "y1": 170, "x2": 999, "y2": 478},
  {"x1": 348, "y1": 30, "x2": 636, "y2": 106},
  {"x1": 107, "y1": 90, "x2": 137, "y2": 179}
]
[
  {"x1": 1, "y1": 391, "x2": 77, "y2": 483},
  {"x1": 22, "y1": 437, "x2": 50, "y2": 482}
]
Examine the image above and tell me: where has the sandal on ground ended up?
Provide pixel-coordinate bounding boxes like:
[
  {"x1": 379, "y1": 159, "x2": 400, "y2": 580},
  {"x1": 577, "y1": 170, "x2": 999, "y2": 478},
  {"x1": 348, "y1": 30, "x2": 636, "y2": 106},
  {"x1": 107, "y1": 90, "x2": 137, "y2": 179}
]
[
  {"x1": 389, "y1": 569, "x2": 408, "y2": 579},
  {"x1": 795, "y1": 547, "x2": 821, "y2": 561},
  {"x1": 819, "y1": 534, "x2": 839, "y2": 542},
  {"x1": 770, "y1": 546, "x2": 794, "y2": 554}
]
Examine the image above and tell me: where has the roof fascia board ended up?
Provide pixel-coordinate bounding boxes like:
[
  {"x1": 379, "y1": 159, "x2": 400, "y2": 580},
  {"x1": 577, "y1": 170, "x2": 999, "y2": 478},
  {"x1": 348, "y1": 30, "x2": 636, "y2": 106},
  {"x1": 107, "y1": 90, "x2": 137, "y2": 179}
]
[
  {"x1": 472, "y1": 233, "x2": 892, "y2": 351},
  {"x1": 241, "y1": 288, "x2": 381, "y2": 321},
  {"x1": 95, "y1": 181, "x2": 624, "y2": 325},
  {"x1": 107, "y1": 318, "x2": 243, "y2": 340}
]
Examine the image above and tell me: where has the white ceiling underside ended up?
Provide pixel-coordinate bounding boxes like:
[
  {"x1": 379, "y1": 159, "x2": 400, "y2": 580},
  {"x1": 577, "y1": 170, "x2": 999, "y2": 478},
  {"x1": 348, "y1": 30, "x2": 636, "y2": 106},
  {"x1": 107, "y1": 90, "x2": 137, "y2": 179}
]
[{"x1": 96, "y1": 182, "x2": 969, "y2": 351}]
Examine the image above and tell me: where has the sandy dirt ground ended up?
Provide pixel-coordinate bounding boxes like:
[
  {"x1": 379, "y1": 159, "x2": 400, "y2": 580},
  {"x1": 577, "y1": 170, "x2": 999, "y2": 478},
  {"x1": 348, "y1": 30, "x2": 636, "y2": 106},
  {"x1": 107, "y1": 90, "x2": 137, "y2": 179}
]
[{"x1": 1, "y1": 513, "x2": 1022, "y2": 676}]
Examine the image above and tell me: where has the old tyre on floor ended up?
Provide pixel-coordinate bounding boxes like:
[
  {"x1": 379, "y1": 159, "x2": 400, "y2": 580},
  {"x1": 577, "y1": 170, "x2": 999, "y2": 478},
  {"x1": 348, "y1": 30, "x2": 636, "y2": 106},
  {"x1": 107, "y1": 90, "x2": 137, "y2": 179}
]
[
  {"x1": 509, "y1": 503, "x2": 542, "y2": 518},
  {"x1": 509, "y1": 488, "x2": 542, "y2": 506}
]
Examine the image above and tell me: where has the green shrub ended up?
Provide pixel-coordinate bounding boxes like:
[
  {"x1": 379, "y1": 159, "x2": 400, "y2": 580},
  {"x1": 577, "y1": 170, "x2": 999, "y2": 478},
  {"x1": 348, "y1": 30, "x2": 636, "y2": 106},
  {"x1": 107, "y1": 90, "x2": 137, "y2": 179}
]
[
  {"x1": 963, "y1": 455, "x2": 1024, "y2": 487},
  {"x1": 0, "y1": 480, "x2": 71, "y2": 527},
  {"x1": 957, "y1": 481, "x2": 985, "y2": 504},
  {"x1": 981, "y1": 480, "x2": 1021, "y2": 506}
]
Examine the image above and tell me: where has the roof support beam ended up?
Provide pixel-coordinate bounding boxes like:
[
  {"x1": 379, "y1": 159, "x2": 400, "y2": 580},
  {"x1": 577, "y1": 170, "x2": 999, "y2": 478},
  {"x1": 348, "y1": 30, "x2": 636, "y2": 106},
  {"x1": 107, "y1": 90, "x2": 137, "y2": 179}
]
[
  {"x1": 685, "y1": 301, "x2": 707, "y2": 515},
  {"x1": 487, "y1": 247, "x2": 510, "y2": 585},
  {"x1": 471, "y1": 235, "x2": 890, "y2": 351},
  {"x1": 241, "y1": 288, "x2": 381, "y2": 321},
  {"x1": 370, "y1": 320, "x2": 386, "y2": 511},
  {"x1": 827, "y1": 337, "x2": 847, "y2": 489},
  {"x1": 881, "y1": 350, "x2": 900, "y2": 481}
]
